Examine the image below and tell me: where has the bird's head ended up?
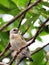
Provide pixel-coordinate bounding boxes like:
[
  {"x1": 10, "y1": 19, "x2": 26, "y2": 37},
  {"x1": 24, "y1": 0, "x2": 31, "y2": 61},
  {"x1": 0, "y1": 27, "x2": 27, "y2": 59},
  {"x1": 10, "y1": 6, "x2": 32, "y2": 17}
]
[{"x1": 10, "y1": 28, "x2": 19, "y2": 35}]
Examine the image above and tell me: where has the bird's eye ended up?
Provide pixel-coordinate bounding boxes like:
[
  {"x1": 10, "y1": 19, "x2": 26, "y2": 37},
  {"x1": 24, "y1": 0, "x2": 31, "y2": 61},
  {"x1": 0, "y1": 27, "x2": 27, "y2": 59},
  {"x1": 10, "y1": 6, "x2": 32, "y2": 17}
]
[{"x1": 13, "y1": 29, "x2": 16, "y2": 31}]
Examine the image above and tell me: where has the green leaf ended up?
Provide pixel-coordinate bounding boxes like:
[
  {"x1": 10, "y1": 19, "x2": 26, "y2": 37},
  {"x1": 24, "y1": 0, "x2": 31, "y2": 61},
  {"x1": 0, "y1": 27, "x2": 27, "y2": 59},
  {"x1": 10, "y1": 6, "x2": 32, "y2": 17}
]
[
  {"x1": 0, "y1": 18, "x2": 5, "y2": 27},
  {"x1": 30, "y1": 49, "x2": 46, "y2": 65},
  {"x1": 39, "y1": 31, "x2": 49, "y2": 36},
  {"x1": 0, "y1": 0, "x2": 20, "y2": 16},
  {"x1": 8, "y1": 0, "x2": 20, "y2": 16},
  {"x1": 41, "y1": 1, "x2": 49, "y2": 7},
  {"x1": 0, "y1": 0, "x2": 10, "y2": 8},
  {"x1": 13, "y1": 0, "x2": 29, "y2": 10},
  {"x1": 0, "y1": 31, "x2": 9, "y2": 52},
  {"x1": 37, "y1": 36, "x2": 42, "y2": 42}
]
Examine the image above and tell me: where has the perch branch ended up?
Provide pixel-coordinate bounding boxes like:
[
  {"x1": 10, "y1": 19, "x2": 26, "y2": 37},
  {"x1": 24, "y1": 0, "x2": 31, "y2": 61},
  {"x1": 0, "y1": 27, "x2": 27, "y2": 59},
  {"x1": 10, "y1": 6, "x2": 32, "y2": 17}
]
[
  {"x1": 9, "y1": 17, "x2": 49, "y2": 65},
  {"x1": 0, "y1": 0, "x2": 41, "y2": 31},
  {"x1": 27, "y1": 36, "x2": 34, "y2": 41},
  {"x1": 16, "y1": 43, "x2": 49, "y2": 65}
]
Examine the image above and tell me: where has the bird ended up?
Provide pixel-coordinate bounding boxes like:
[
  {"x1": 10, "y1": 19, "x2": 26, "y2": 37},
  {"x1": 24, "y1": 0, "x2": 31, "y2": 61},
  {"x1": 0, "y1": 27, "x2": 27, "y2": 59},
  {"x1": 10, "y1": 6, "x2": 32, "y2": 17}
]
[{"x1": 9, "y1": 28, "x2": 33, "y2": 65}]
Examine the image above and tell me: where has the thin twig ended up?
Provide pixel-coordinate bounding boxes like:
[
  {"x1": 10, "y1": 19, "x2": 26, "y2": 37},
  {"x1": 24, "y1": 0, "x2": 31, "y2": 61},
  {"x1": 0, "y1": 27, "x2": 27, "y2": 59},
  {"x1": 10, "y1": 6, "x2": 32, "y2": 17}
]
[
  {"x1": 0, "y1": 0, "x2": 41, "y2": 31},
  {"x1": 0, "y1": 43, "x2": 11, "y2": 57},
  {"x1": 31, "y1": 43, "x2": 49, "y2": 55},
  {"x1": 18, "y1": 15, "x2": 25, "y2": 30},
  {"x1": 9, "y1": 17, "x2": 49, "y2": 65},
  {"x1": 27, "y1": 36, "x2": 34, "y2": 41},
  {"x1": 22, "y1": 25, "x2": 30, "y2": 35},
  {"x1": 14, "y1": 0, "x2": 31, "y2": 29},
  {"x1": 18, "y1": 0, "x2": 31, "y2": 29}
]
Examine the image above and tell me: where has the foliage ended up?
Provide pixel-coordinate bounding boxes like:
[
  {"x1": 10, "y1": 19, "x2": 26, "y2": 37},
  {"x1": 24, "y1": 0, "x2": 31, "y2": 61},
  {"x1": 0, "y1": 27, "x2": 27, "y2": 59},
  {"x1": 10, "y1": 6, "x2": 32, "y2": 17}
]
[{"x1": 0, "y1": 0, "x2": 49, "y2": 65}]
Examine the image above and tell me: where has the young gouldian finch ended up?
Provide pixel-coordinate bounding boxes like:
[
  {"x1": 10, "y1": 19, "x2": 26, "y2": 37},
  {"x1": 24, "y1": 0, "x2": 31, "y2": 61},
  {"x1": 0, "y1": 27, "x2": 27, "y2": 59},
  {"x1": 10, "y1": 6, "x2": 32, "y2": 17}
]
[{"x1": 10, "y1": 28, "x2": 33, "y2": 65}]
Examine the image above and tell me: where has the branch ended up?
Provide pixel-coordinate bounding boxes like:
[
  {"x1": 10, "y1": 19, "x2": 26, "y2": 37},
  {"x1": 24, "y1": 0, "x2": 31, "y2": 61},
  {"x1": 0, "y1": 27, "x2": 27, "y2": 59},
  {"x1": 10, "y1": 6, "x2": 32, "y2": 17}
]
[
  {"x1": 0, "y1": 43, "x2": 11, "y2": 57},
  {"x1": 0, "y1": 0, "x2": 41, "y2": 31},
  {"x1": 18, "y1": 0, "x2": 31, "y2": 29},
  {"x1": 2, "y1": 0, "x2": 31, "y2": 60},
  {"x1": 9, "y1": 17, "x2": 49, "y2": 65},
  {"x1": 31, "y1": 43, "x2": 49, "y2": 55},
  {"x1": 16, "y1": 43, "x2": 49, "y2": 65},
  {"x1": 27, "y1": 36, "x2": 34, "y2": 41},
  {"x1": 18, "y1": 14, "x2": 25, "y2": 29}
]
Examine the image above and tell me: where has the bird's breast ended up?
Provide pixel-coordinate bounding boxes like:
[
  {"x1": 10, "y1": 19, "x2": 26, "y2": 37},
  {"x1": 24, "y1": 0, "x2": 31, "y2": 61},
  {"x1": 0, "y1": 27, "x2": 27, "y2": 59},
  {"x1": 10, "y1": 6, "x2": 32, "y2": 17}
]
[{"x1": 10, "y1": 39, "x2": 21, "y2": 50}]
